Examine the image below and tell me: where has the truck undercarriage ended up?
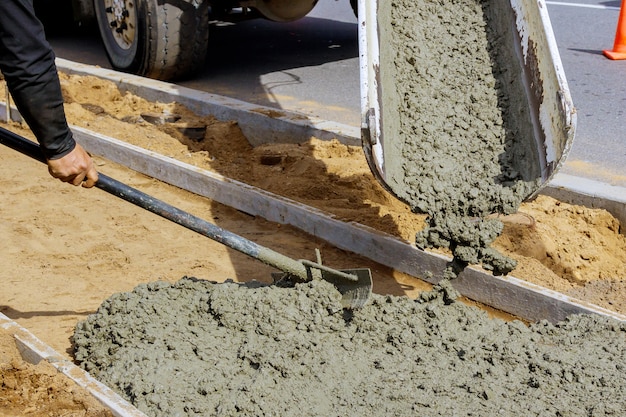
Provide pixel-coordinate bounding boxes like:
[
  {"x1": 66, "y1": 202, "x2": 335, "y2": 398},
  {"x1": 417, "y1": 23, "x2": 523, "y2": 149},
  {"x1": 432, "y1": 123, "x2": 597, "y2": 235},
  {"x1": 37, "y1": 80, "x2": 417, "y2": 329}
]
[{"x1": 58, "y1": 0, "x2": 356, "y2": 81}]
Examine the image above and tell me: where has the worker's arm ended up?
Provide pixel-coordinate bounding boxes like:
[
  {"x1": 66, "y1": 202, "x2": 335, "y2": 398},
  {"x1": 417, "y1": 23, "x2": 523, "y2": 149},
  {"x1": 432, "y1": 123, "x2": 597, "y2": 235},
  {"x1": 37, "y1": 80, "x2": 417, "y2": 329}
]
[{"x1": 0, "y1": 0, "x2": 97, "y2": 187}]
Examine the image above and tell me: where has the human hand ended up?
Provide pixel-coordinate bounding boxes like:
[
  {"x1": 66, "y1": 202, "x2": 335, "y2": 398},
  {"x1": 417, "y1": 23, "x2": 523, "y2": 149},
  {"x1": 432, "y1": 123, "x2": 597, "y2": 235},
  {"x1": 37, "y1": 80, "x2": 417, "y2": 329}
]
[{"x1": 47, "y1": 144, "x2": 99, "y2": 188}]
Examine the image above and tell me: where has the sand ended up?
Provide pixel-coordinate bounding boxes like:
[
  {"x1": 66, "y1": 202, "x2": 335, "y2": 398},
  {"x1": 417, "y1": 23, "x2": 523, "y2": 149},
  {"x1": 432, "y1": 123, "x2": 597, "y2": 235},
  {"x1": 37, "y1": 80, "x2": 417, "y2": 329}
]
[
  {"x1": 0, "y1": 0, "x2": 625, "y2": 411},
  {"x1": 0, "y1": 327, "x2": 114, "y2": 417},
  {"x1": 52, "y1": 70, "x2": 626, "y2": 311}
]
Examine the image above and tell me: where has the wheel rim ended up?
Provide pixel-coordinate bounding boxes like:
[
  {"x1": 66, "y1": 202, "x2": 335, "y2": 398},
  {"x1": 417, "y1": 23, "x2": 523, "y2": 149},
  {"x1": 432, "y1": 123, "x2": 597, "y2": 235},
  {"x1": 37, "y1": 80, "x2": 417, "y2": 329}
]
[{"x1": 103, "y1": 0, "x2": 137, "y2": 50}]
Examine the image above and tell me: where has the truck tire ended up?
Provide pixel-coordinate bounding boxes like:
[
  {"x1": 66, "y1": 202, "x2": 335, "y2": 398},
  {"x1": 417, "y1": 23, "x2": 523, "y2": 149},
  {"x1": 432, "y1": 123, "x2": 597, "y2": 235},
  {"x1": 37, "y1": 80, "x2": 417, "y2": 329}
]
[{"x1": 94, "y1": 0, "x2": 209, "y2": 81}]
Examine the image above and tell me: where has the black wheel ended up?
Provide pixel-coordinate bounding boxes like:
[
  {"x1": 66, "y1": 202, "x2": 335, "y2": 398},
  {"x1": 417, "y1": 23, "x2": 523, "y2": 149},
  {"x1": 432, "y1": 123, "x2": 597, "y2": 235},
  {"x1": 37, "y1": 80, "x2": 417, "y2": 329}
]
[
  {"x1": 349, "y1": 0, "x2": 358, "y2": 18},
  {"x1": 94, "y1": 0, "x2": 209, "y2": 81}
]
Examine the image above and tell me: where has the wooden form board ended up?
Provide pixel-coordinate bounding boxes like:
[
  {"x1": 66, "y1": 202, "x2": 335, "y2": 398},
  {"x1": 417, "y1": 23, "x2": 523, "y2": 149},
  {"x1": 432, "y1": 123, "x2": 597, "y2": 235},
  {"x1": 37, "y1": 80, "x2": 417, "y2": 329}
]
[
  {"x1": 0, "y1": 313, "x2": 148, "y2": 417},
  {"x1": 70, "y1": 125, "x2": 626, "y2": 324}
]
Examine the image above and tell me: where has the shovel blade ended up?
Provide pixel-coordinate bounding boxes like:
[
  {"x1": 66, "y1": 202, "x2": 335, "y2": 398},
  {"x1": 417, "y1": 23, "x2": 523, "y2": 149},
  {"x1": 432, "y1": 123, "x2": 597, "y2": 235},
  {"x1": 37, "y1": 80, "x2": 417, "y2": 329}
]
[
  {"x1": 321, "y1": 268, "x2": 373, "y2": 309},
  {"x1": 272, "y1": 267, "x2": 373, "y2": 309}
]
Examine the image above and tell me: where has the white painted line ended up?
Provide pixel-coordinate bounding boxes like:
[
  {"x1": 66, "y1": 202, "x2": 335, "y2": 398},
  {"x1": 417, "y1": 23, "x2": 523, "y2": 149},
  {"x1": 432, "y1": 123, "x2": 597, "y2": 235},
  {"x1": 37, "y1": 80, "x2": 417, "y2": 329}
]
[{"x1": 546, "y1": 1, "x2": 621, "y2": 11}]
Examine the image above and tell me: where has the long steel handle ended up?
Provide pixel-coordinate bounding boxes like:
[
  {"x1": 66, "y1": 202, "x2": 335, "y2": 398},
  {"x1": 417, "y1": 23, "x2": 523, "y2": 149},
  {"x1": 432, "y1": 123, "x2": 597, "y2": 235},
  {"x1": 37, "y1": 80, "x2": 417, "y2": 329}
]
[{"x1": 0, "y1": 126, "x2": 313, "y2": 280}]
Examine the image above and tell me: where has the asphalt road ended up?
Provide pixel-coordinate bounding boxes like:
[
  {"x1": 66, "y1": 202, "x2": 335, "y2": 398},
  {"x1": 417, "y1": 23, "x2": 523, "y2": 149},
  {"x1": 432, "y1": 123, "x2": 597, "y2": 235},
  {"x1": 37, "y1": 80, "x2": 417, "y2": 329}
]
[
  {"x1": 46, "y1": 0, "x2": 626, "y2": 188},
  {"x1": 546, "y1": 0, "x2": 626, "y2": 188}
]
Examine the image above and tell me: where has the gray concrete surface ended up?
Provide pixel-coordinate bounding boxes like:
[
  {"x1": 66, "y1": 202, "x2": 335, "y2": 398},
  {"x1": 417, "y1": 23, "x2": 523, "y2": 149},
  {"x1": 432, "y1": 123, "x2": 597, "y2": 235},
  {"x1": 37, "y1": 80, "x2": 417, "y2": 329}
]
[{"x1": 73, "y1": 277, "x2": 626, "y2": 417}]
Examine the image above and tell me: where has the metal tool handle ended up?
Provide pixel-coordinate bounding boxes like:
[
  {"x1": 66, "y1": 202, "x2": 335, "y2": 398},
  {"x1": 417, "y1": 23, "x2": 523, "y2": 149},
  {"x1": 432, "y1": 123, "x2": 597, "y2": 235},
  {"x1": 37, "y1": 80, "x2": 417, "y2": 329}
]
[{"x1": 0, "y1": 126, "x2": 312, "y2": 280}]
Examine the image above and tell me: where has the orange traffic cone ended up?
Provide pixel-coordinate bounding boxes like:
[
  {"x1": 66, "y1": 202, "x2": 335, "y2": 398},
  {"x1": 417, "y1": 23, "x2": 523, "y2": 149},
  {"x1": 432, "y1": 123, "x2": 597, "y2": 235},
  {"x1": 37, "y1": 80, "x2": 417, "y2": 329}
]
[{"x1": 604, "y1": 0, "x2": 626, "y2": 59}]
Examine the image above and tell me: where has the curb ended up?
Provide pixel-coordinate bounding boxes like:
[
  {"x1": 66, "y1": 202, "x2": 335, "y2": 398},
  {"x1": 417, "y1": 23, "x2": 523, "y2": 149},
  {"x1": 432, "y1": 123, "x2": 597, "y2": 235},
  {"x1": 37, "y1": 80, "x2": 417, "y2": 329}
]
[
  {"x1": 68, "y1": 125, "x2": 626, "y2": 324},
  {"x1": 55, "y1": 59, "x2": 360, "y2": 147}
]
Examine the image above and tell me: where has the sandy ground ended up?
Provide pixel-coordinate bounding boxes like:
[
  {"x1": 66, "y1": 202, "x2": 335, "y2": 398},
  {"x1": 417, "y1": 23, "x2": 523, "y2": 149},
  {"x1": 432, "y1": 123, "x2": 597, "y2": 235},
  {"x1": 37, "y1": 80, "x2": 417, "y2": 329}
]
[
  {"x1": 0, "y1": 328, "x2": 113, "y2": 417},
  {"x1": 0, "y1": 73, "x2": 625, "y2": 413},
  {"x1": 56, "y1": 73, "x2": 626, "y2": 299}
]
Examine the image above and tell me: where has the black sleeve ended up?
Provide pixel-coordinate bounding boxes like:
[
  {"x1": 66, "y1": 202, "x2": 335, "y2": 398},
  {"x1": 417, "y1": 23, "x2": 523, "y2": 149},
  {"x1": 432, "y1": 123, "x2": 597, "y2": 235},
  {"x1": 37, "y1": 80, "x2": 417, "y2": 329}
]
[{"x1": 0, "y1": 0, "x2": 76, "y2": 160}]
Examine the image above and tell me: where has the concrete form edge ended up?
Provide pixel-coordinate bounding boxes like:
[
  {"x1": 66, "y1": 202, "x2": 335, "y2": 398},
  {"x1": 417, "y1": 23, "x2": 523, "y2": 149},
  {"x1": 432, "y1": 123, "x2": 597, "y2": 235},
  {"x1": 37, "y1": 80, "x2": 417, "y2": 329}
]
[
  {"x1": 68, "y1": 125, "x2": 626, "y2": 324},
  {"x1": 543, "y1": 174, "x2": 626, "y2": 227},
  {"x1": 3, "y1": 60, "x2": 625, "y2": 322},
  {"x1": 0, "y1": 312, "x2": 148, "y2": 417}
]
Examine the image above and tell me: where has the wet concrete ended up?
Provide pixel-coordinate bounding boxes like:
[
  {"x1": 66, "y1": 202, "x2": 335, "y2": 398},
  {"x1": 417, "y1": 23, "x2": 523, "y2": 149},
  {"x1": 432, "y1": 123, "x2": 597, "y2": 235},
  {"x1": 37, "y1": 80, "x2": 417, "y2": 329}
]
[
  {"x1": 378, "y1": 0, "x2": 543, "y2": 276},
  {"x1": 74, "y1": 277, "x2": 626, "y2": 416},
  {"x1": 70, "y1": 1, "x2": 622, "y2": 415}
]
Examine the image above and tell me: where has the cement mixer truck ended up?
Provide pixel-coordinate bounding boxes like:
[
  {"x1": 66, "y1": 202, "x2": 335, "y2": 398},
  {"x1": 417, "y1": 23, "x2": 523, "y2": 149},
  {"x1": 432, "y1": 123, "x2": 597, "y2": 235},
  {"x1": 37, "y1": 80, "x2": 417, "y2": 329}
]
[{"x1": 57, "y1": 0, "x2": 356, "y2": 81}]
